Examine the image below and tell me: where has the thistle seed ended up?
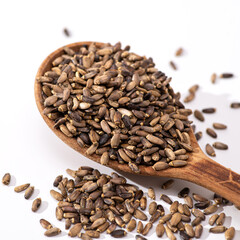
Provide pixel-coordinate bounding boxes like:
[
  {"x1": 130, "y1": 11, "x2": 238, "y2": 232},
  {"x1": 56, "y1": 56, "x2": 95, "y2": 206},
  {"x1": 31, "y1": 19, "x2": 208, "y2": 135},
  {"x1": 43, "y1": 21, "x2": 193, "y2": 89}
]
[
  {"x1": 194, "y1": 110, "x2": 204, "y2": 121},
  {"x1": 24, "y1": 186, "x2": 34, "y2": 199},
  {"x1": 209, "y1": 226, "x2": 227, "y2": 233},
  {"x1": 32, "y1": 198, "x2": 41, "y2": 212},
  {"x1": 213, "y1": 122, "x2": 227, "y2": 129},
  {"x1": 40, "y1": 219, "x2": 53, "y2": 230},
  {"x1": 206, "y1": 144, "x2": 216, "y2": 157},
  {"x1": 206, "y1": 128, "x2": 217, "y2": 138},
  {"x1": 44, "y1": 227, "x2": 61, "y2": 237},
  {"x1": 213, "y1": 142, "x2": 228, "y2": 150},
  {"x1": 225, "y1": 227, "x2": 235, "y2": 240},
  {"x1": 14, "y1": 183, "x2": 30, "y2": 193},
  {"x1": 2, "y1": 173, "x2": 11, "y2": 185}
]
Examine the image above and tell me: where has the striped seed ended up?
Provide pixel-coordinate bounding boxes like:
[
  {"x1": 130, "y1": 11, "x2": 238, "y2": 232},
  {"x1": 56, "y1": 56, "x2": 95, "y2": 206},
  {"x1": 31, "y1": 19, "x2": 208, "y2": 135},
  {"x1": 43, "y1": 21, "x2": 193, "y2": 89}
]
[
  {"x1": 148, "y1": 187, "x2": 155, "y2": 200},
  {"x1": 195, "y1": 131, "x2": 202, "y2": 141},
  {"x1": 184, "y1": 196, "x2": 193, "y2": 208},
  {"x1": 165, "y1": 225, "x2": 176, "y2": 240},
  {"x1": 134, "y1": 209, "x2": 148, "y2": 221},
  {"x1": 170, "y1": 201, "x2": 179, "y2": 213},
  {"x1": 68, "y1": 223, "x2": 82, "y2": 237},
  {"x1": 142, "y1": 222, "x2": 152, "y2": 236},
  {"x1": 110, "y1": 229, "x2": 127, "y2": 238},
  {"x1": 192, "y1": 193, "x2": 208, "y2": 202},
  {"x1": 149, "y1": 201, "x2": 157, "y2": 215},
  {"x1": 159, "y1": 213, "x2": 172, "y2": 224},
  {"x1": 209, "y1": 214, "x2": 219, "y2": 226},
  {"x1": 50, "y1": 189, "x2": 63, "y2": 201},
  {"x1": 185, "y1": 224, "x2": 195, "y2": 238},
  {"x1": 127, "y1": 219, "x2": 136, "y2": 232},
  {"x1": 170, "y1": 212, "x2": 182, "y2": 227},
  {"x1": 156, "y1": 223, "x2": 165, "y2": 237},
  {"x1": 216, "y1": 213, "x2": 225, "y2": 225},
  {"x1": 32, "y1": 198, "x2": 41, "y2": 212},
  {"x1": 204, "y1": 204, "x2": 218, "y2": 215},
  {"x1": 152, "y1": 162, "x2": 169, "y2": 171},
  {"x1": 137, "y1": 221, "x2": 143, "y2": 234}
]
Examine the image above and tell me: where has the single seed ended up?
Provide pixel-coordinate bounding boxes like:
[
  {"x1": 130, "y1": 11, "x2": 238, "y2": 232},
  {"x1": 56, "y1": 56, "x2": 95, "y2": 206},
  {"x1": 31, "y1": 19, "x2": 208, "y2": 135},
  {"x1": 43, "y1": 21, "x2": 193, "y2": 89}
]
[
  {"x1": 53, "y1": 175, "x2": 63, "y2": 187},
  {"x1": 142, "y1": 222, "x2": 152, "y2": 236},
  {"x1": 220, "y1": 73, "x2": 234, "y2": 78},
  {"x1": 195, "y1": 224, "x2": 203, "y2": 239},
  {"x1": 156, "y1": 223, "x2": 165, "y2": 237},
  {"x1": 14, "y1": 183, "x2": 30, "y2": 192},
  {"x1": 191, "y1": 209, "x2": 205, "y2": 220},
  {"x1": 209, "y1": 214, "x2": 219, "y2": 226},
  {"x1": 170, "y1": 212, "x2": 182, "y2": 227},
  {"x1": 206, "y1": 144, "x2": 216, "y2": 157},
  {"x1": 202, "y1": 108, "x2": 216, "y2": 113},
  {"x1": 85, "y1": 230, "x2": 100, "y2": 238},
  {"x1": 24, "y1": 186, "x2": 34, "y2": 199},
  {"x1": 68, "y1": 223, "x2": 82, "y2": 237},
  {"x1": 2, "y1": 173, "x2": 11, "y2": 185},
  {"x1": 206, "y1": 128, "x2": 217, "y2": 138},
  {"x1": 170, "y1": 61, "x2": 177, "y2": 70},
  {"x1": 184, "y1": 196, "x2": 193, "y2": 209},
  {"x1": 216, "y1": 213, "x2": 225, "y2": 225},
  {"x1": 189, "y1": 84, "x2": 199, "y2": 94},
  {"x1": 162, "y1": 179, "x2": 174, "y2": 189},
  {"x1": 185, "y1": 224, "x2": 195, "y2": 238},
  {"x1": 195, "y1": 131, "x2": 202, "y2": 141},
  {"x1": 225, "y1": 227, "x2": 235, "y2": 240},
  {"x1": 194, "y1": 110, "x2": 204, "y2": 121},
  {"x1": 194, "y1": 201, "x2": 210, "y2": 209},
  {"x1": 134, "y1": 209, "x2": 148, "y2": 221},
  {"x1": 44, "y1": 227, "x2": 61, "y2": 237},
  {"x1": 169, "y1": 160, "x2": 187, "y2": 167},
  {"x1": 140, "y1": 196, "x2": 147, "y2": 210},
  {"x1": 148, "y1": 187, "x2": 155, "y2": 200},
  {"x1": 211, "y1": 73, "x2": 217, "y2": 84},
  {"x1": 152, "y1": 162, "x2": 169, "y2": 171},
  {"x1": 110, "y1": 229, "x2": 127, "y2": 238},
  {"x1": 192, "y1": 193, "x2": 208, "y2": 202},
  {"x1": 32, "y1": 198, "x2": 41, "y2": 212},
  {"x1": 126, "y1": 219, "x2": 136, "y2": 232},
  {"x1": 213, "y1": 123, "x2": 227, "y2": 129},
  {"x1": 209, "y1": 226, "x2": 227, "y2": 233},
  {"x1": 148, "y1": 201, "x2": 157, "y2": 215},
  {"x1": 213, "y1": 142, "x2": 228, "y2": 150},
  {"x1": 184, "y1": 93, "x2": 195, "y2": 103},
  {"x1": 170, "y1": 201, "x2": 179, "y2": 213},
  {"x1": 160, "y1": 194, "x2": 173, "y2": 204},
  {"x1": 204, "y1": 204, "x2": 218, "y2": 215},
  {"x1": 165, "y1": 225, "x2": 176, "y2": 240},
  {"x1": 135, "y1": 235, "x2": 147, "y2": 240},
  {"x1": 230, "y1": 102, "x2": 240, "y2": 108},
  {"x1": 50, "y1": 189, "x2": 63, "y2": 201},
  {"x1": 63, "y1": 28, "x2": 70, "y2": 37},
  {"x1": 191, "y1": 217, "x2": 202, "y2": 227},
  {"x1": 159, "y1": 213, "x2": 172, "y2": 224},
  {"x1": 175, "y1": 47, "x2": 183, "y2": 56},
  {"x1": 178, "y1": 188, "x2": 190, "y2": 198},
  {"x1": 137, "y1": 221, "x2": 143, "y2": 234},
  {"x1": 40, "y1": 219, "x2": 53, "y2": 230}
]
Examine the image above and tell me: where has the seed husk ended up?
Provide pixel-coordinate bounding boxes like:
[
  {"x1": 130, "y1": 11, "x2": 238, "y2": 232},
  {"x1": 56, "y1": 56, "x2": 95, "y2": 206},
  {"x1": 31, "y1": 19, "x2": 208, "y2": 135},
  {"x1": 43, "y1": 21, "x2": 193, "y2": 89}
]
[
  {"x1": 2, "y1": 173, "x2": 11, "y2": 185},
  {"x1": 195, "y1": 224, "x2": 203, "y2": 238},
  {"x1": 165, "y1": 225, "x2": 176, "y2": 240},
  {"x1": 211, "y1": 73, "x2": 217, "y2": 84},
  {"x1": 230, "y1": 102, "x2": 240, "y2": 108},
  {"x1": 148, "y1": 187, "x2": 155, "y2": 200},
  {"x1": 194, "y1": 110, "x2": 204, "y2": 121},
  {"x1": 110, "y1": 229, "x2": 127, "y2": 238},
  {"x1": 68, "y1": 223, "x2": 82, "y2": 237},
  {"x1": 142, "y1": 222, "x2": 152, "y2": 236},
  {"x1": 204, "y1": 204, "x2": 218, "y2": 215},
  {"x1": 44, "y1": 227, "x2": 61, "y2": 237},
  {"x1": 40, "y1": 219, "x2": 53, "y2": 230},
  {"x1": 206, "y1": 144, "x2": 216, "y2": 157},
  {"x1": 216, "y1": 212, "x2": 225, "y2": 225},
  {"x1": 209, "y1": 226, "x2": 227, "y2": 233},
  {"x1": 209, "y1": 214, "x2": 219, "y2": 226},
  {"x1": 14, "y1": 183, "x2": 30, "y2": 193},
  {"x1": 206, "y1": 128, "x2": 217, "y2": 138},
  {"x1": 213, "y1": 122, "x2": 227, "y2": 129},
  {"x1": 225, "y1": 227, "x2": 235, "y2": 240},
  {"x1": 24, "y1": 186, "x2": 34, "y2": 199},
  {"x1": 178, "y1": 187, "x2": 190, "y2": 198},
  {"x1": 156, "y1": 223, "x2": 165, "y2": 237},
  {"x1": 202, "y1": 108, "x2": 216, "y2": 113},
  {"x1": 50, "y1": 189, "x2": 63, "y2": 201},
  {"x1": 220, "y1": 73, "x2": 234, "y2": 78},
  {"x1": 213, "y1": 142, "x2": 228, "y2": 150},
  {"x1": 170, "y1": 61, "x2": 177, "y2": 70}
]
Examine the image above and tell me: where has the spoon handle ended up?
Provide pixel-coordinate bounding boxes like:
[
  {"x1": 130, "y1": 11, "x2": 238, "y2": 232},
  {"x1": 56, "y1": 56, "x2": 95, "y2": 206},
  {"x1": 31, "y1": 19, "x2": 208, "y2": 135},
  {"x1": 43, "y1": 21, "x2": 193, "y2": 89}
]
[{"x1": 187, "y1": 156, "x2": 240, "y2": 207}]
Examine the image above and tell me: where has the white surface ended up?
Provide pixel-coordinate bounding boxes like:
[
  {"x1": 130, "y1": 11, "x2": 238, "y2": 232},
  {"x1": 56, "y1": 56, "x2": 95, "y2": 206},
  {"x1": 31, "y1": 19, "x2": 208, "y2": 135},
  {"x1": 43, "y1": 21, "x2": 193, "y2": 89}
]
[{"x1": 0, "y1": 0, "x2": 240, "y2": 239}]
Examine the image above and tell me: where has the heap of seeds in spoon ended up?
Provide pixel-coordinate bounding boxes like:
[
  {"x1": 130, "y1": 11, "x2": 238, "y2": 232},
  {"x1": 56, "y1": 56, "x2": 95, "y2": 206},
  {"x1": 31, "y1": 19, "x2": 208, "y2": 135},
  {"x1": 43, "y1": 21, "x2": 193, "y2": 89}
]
[{"x1": 37, "y1": 42, "x2": 193, "y2": 173}]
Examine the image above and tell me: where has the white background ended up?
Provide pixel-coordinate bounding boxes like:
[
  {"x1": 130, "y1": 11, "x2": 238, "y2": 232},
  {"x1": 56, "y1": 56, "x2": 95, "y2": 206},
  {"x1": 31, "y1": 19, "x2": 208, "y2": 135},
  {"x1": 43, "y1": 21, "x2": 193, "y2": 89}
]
[{"x1": 0, "y1": 0, "x2": 240, "y2": 239}]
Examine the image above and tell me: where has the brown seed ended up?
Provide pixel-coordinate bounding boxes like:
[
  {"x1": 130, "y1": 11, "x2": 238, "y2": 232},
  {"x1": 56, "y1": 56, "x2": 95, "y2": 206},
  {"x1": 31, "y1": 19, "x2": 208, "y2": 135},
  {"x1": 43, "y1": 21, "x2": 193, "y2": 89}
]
[
  {"x1": 209, "y1": 226, "x2": 227, "y2": 233},
  {"x1": 79, "y1": 233, "x2": 92, "y2": 240},
  {"x1": 213, "y1": 142, "x2": 228, "y2": 150},
  {"x1": 85, "y1": 230, "x2": 100, "y2": 238},
  {"x1": 195, "y1": 131, "x2": 202, "y2": 141},
  {"x1": 97, "y1": 221, "x2": 110, "y2": 233},
  {"x1": 159, "y1": 213, "x2": 172, "y2": 224},
  {"x1": 91, "y1": 218, "x2": 106, "y2": 229},
  {"x1": 211, "y1": 73, "x2": 217, "y2": 84},
  {"x1": 216, "y1": 213, "x2": 225, "y2": 225},
  {"x1": 53, "y1": 175, "x2": 63, "y2": 187},
  {"x1": 191, "y1": 217, "x2": 202, "y2": 227},
  {"x1": 206, "y1": 128, "x2": 217, "y2": 138},
  {"x1": 160, "y1": 194, "x2": 172, "y2": 204},
  {"x1": 178, "y1": 187, "x2": 190, "y2": 198},
  {"x1": 165, "y1": 225, "x2": 176, "y2": 240},
  {"x1": 204, "y1": 204, "x2": 218, "y2": 215},
  {"x1": 209, "y1": 214, "x2": 219, "y2": 226},
  {"x1": 206, "y1": 144, "x2": 216, "y2": 157},
  {"x1": 14, "y1": 183, "x2": 30, "y2": 193},
  {"x1": 32, "y1": 198, "x2": 41, "y2": 212},
  {"x1": 40, "y1": 219, "x2": 53, "y2": 230},
  {"x1": 169, "y1": 61, "x2": 177, "y2": 70},
  {"x1": 213, "y1": 122, "x2": 227, "y2": 129},
  {"x1": 56, "y1": 207, "x2": 63, "y2": 220},
  {"x1": 170, "y1": 212, "x2": 182, "y2": 227},
  {"x1": 107, "y1": 223, "x2": 117, "y2": 234},
  {"x1": 134, "y1": 209, "x2": 148, "y2": 221},
  {"x1": 189, "y1": 84, "x2": 199, "y2": 94},
  {"x1": 152, "y1": 162, "x2": 169, "y2": 171},
  {"x1": 135, "y1": 235, "x2": 147, "y2": 240},
  {"x1": 230, "y1": 102, "x2": 240, "y2": 108},
  {"x1": 148, "y1": 187, "x2": 155, "y2": 200},
  {"x1": 202, "y1": 108, "x2": 216, "y2": 113},
  {"x1": 225, "y1": 227, "x2": 235, "y2": 240},
  {"x1": 195, "y1": 224, "x2": 203, "y2": 238},
  {"x1": 191, "y1": 209, "x2": 205, "y2": 220},
  {"x1": 175, "y1": 47, "x2": 183, "y2": 56},
  {"x1": 169, "y1": 160, "x2": 188, "y2": 167},
  {"x1": 142, "y1": 222, "x2": 152, "y2": 236},
  {"x1": 192, "y1": 193, "x2": 208, "y2": 202},
  {"x1": 100, "y1": 152, "x2": 109, "y2": 165},
  {"x1": 146, "y1": 134, "x2": 164, "y2": 146},
  {"x1": 162, "y1": 179, "x2": 174, "y2": 189},
  {"x1": 194, "y1": 201, "x2": 210, "y2": 209},
  {"x1": 184, "y1": 196, "x2": 193, "y2": 209},
  {"x1": 220, "y1": 73, "x2": 234, "y2": 78},
  {"x1": 185, "y1": 223, "x2": 195, "y2": 238},
  {"x1": 184, "y1": 93, "x2": 195, "y2": 103},
  {"x1": 44, "y1": 227, "x2": 61, "y2": 237},
  {"x1": 65, "y1": 218, "x2": 71, "y2": 230},
  {"x1": 63, "y1": 28, "x2": 70, "y2": 37},
  {"x1": 140, "y1": 196, "x2": 147, "y2": 210},
  {"x1": 127, "y1": 219, "x2": 136, "y2": 232},
  {"x1": 156, "y1": 223, "x2": 165, "y2": 237},
  {"x1": 2, "y1": 173, "x2": 11, "y2": 185},
  {"x1": 148, "y1": 201, "x2": 157, "y2": 215},
  {"x1": 170, "y1": 201, "x2": 179, "y2": 213},
  {"x1": 194, "y1": 110, "x2": 204, "y2": 121},
  {"x1": 110, "y1": 229, "x2": 127, "y2": 238},
  {"x1": 68, "y1": 223, "x2": 82, "y2": 237},
  {"x1": 50, "y1": 189, "x2": 63, "y2": 201},
  {"x1": 24, "y1": 186, "x2": 34, "y2": 199}
]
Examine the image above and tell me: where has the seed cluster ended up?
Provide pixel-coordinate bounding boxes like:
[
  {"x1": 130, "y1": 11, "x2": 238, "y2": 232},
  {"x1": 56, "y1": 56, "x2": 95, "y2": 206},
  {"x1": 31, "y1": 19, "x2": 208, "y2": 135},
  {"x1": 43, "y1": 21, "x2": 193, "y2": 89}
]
[{"x1": 37, "y1": 42, "x2": 194, "y2": 173}]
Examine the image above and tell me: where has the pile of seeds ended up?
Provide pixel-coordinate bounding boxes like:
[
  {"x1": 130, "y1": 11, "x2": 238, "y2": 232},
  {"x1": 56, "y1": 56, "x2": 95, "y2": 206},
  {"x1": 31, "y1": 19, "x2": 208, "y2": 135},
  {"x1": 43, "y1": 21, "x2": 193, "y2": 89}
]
[{"x1": 37, "y1": 42, "x2": 194, "y2": 173}]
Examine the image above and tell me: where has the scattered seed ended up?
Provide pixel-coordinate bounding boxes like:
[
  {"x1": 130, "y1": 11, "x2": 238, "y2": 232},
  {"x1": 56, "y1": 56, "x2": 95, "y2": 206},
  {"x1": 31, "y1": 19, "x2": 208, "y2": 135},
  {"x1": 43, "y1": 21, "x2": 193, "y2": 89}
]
[
  {"x1": 68, "y1": 223, "x2": 82, "y2": 237},
  {"x1": 32, "y1": 198, "x2": 41, "y2": 212},
  {"x1": 206, "y1": 128, "x2": 217, "y2": 138},
  {"x1": 192, "y1": 193, "x2": 208, "y2": 202},
  {"x1": 211, "y1": 73, "x2": 217, "y2": 84},
  {"x1": 170, "y1": 61, "x2": 177, "y2": 70},
  {"x1": 195, "y1": 131, "x2": 202, "y2": 141},
  {"x1": 137, "y1": 221, "x2": 143, "y2": 234},
  {"x1": 24, "y1": 186, "x2": 34, "y2": 199},
  {"x1": 220, "y1": 73, "x2": 234, "y2": 78},
  {"x1": 230, "y1": 102, "x2": 240, "y2": 108},
  {"x1": 162, "y1": 179, "x2": 174, "y2": 189},
  {"x1": 204, "y1": 204, "x2": 218, "y2": 215},
  {"x1": 63, "y1": 28, "x2": 70, "y2": 37},
  {"x1": 175, "y1": 48, "x2": 183, "y2": 56},
  {"x1": 50, "y1": 189, "x2": 63, "y2": 201},
  {"x1": 178, "y1": 188, "x2": 190, "y2": 198},
  {"x1": 2, "y1": 173, "x2": 11, "y2": 185},
  {"x1": 194, "y1": 110, "x2": 204, "y2": 121},
  {"x1": 225, "y1": 227, "x2": 235, "y2": 240},
  {"x1": 213, "y1": 123, "x2": 227, "y2": 130},
  {"x1": 209, "y1": 226, "x2": 227, "y2": 233},
  {"x1": 156, "y1": 223, "x2": 165, "y2": 237},
  {"x1": 44, "y1": 227, "x2": 61, "y2": 237},
  {"x1": 213, "y1": 142, "x2": 228, "y2": 150},
  {"x1": 148, "y1": 187, "x2": 155, "y2": 200},
  {"x1": 160, "y1": 194, "x2": 173, "y2": 204},
  {"x1": 111, "y1": 229, "x2": 127, "y2": 238},
  {"x1": 202, "y1": 108, "x2": 216, "y2": 113},
  {"x1": 206, "y1": 144, "x2": 216, "y2": 157},
  {"x1": 40, "y1": 219, "x2": 53, "y2": 230},
  {"x1": 216, "y1": 213, "x2": 225, "y2": 225},
  {"x1": 195, "y1": 224, "x2": 203, "y2": 238},
  {"x1": 209, "y1": 214, "x2": 219, "y2": 226},
  {"x1": 14, "y1": 183, "x2": 30, "y2": 193}
]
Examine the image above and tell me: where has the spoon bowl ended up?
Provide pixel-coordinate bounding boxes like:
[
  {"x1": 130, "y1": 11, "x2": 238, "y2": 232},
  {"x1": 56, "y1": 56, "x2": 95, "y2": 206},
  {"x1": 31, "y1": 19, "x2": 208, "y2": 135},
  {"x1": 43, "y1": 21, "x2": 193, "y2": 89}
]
[{"x1": 35, "y1": 41, "x2": 240, "y2": 206}]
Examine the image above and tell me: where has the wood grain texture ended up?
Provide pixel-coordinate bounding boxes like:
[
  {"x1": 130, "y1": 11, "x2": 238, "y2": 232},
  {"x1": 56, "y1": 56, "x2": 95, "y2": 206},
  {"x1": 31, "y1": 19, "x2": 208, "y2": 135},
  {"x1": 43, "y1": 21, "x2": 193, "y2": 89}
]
[{"x1": 34, "y1": 41, "x2": 240, "y2": 206}]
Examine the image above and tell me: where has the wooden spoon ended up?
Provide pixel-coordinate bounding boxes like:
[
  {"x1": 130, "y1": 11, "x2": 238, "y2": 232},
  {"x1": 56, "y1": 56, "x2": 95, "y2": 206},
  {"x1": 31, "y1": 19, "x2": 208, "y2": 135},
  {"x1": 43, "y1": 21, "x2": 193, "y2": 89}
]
[{"x1": 34, "y1": 41, "x2": 240, "y2": 206}]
